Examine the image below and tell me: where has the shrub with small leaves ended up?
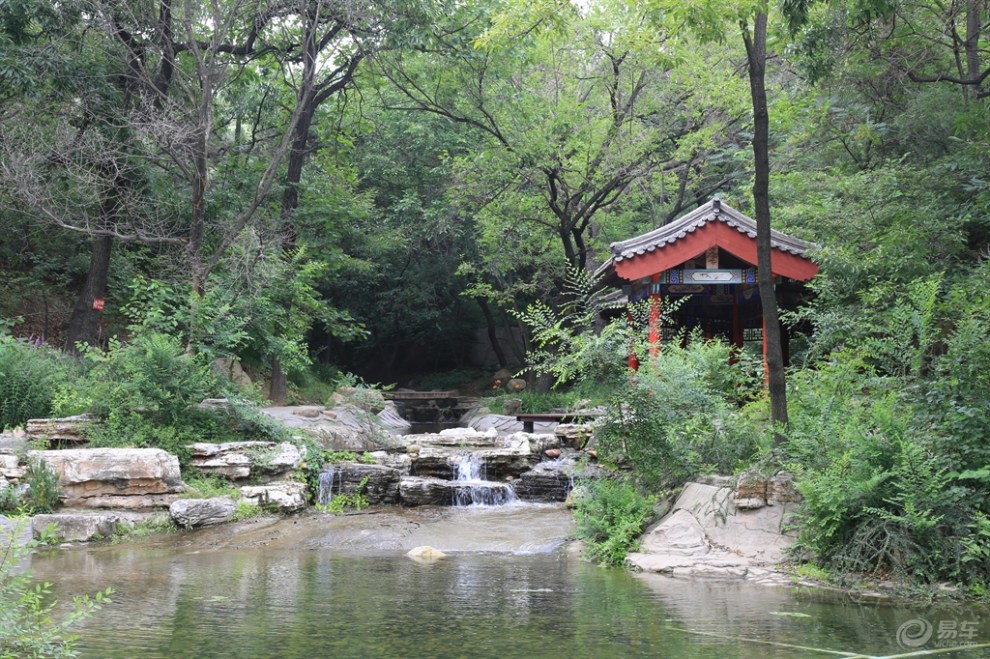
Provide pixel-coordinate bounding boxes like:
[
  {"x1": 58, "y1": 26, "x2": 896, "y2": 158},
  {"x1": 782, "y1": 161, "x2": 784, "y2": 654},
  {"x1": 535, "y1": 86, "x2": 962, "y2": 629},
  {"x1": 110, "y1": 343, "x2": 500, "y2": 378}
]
[
  {"x1": 0, "y1": 336, "x2": 70, "y2": 430},
  {"x1": 24, "y1": 457, "x2": 61, "y2": 514},
  {"x1": 1, "y1": 519, "x2": 112, "y2": 657},
  {"x1": 574, "y1": 477, "x2": 656, "y2": 567}
]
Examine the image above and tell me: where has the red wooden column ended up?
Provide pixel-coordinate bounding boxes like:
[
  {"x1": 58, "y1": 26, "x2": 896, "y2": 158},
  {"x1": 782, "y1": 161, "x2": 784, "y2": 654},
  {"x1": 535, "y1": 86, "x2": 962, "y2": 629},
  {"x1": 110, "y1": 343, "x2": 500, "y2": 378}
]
[
  {"x1": 730, "y1": 301, "x2": 743, "y2": 365},
  {"x1": 704, "y1": 247, "x2": 717, "y2": 343},
  {"x1": 648, "y1": 273, "x2": 662, "y2": 357}
]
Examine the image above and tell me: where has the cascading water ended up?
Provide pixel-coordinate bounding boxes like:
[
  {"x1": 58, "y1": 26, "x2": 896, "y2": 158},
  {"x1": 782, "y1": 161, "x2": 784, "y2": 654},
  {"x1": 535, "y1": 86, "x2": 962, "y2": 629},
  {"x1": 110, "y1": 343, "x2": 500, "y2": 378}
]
[
  {"x1": 452, "y1": 453, "x2": 515, "y2": 507},
  {"x1": 454, "y1": 453, "x2": 485, "y2": 481},
  {"x1": 316, "y1": 466, "x2": 339, "y2": 506}
]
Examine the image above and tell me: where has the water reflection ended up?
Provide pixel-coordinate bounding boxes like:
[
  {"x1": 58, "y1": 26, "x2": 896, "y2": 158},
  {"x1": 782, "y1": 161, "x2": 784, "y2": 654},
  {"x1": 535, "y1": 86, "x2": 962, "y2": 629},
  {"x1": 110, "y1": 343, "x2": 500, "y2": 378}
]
[{"x1": 29, "y1": 541, "x2": 990, "y2": 657}]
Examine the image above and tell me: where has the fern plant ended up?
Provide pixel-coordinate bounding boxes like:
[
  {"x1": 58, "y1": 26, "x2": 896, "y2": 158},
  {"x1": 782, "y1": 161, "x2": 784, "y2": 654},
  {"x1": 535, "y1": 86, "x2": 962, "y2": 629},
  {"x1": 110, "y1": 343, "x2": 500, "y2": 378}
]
[{"x1": 514, "y1": 267, "x2": 682, "y2": 386}]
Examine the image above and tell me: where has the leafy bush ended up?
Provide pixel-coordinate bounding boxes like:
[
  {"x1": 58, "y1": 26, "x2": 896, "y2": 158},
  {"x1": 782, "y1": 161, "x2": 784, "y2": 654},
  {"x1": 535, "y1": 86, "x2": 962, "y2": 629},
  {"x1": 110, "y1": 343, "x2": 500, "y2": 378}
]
[
  {"x1": 574, "y1": 478, "x2": 656, "y2": 566},
  {"x1": 484, "y1": 390, "x2": 585, "y2": 414},
  {"x1": 1, "y1": 519, "x2": 112, "y2": 657},
  {"x1": 51, "y1": 332, "x2": 290, "y2": 464},
  {"x1": 181, "y1": 476, "x2": 240, "y2": 500},
  {"x1": 24, "y1": 458, "x2": 61, "y2": 514},
  {"x1": 596, "y1": 340, "x2": 765, "y2": 489},
  {"x1": 232, "y1": 501, "x2": 261, "y2": 521},
  {"x1": 0, "y1": 336, "x2": 70, "y2": 430},
  {"x1": 56, "y1": 332, "x2": 215, "y2": 426},
  {"x1": 0, "y1": 458, "x2": 61, "y2": 515},
  {"x1": 783, "y1": 355, "x2": 974, "y2": 582},
  {"x1": 0, "y1": 482, "x2": 22, "y2": 514}
]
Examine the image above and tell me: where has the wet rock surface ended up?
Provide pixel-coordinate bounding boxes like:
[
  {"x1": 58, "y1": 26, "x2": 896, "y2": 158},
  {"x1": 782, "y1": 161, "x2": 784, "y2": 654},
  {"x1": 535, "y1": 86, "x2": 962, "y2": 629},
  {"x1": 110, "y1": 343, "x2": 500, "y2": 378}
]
[
  {"x1": 514, "y1": 465, "x2": 574, "y2": 502},
  {"x1": 411, "y1": 445, "x2": 536, "y2": 481},
  {"x1": 398, "y1": 476, "x2": 455, "y2": 506}
]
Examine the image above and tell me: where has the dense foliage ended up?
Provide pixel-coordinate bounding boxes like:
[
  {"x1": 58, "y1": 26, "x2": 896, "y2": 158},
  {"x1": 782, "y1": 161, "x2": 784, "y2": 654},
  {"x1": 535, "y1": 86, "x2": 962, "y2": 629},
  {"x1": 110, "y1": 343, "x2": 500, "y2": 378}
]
[
  {"x1": 1, "y1": 0, "x2": 989, "y2": 590},
  {"x1": 0, "y1": 336, "x2": 68, "y2": 430}
]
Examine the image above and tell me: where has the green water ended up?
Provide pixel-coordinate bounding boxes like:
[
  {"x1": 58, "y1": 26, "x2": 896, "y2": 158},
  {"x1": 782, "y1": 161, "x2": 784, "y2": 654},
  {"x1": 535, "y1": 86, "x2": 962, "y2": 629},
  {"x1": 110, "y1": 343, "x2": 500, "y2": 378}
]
[{"x1": 30, "y1": 544, "x2": 990, "y2": 658}]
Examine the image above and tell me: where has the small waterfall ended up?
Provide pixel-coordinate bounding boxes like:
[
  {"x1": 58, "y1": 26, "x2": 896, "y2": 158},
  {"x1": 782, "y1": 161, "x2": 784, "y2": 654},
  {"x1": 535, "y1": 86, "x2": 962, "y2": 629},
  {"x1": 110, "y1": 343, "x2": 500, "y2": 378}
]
[
  {"x1": 452, "y1": 453, "x2": 515, "y2": 507},
  {"x1": 316, "y1": 466, "x2": 338, "y2": 506},
  {"x1": 454, "y1": 453, "x2": 485, "y2": 482}
]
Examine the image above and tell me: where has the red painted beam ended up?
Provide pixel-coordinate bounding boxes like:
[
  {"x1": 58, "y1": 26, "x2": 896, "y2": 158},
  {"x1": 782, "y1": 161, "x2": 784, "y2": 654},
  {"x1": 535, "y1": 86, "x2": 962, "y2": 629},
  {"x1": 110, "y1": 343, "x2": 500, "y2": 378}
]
[{"x1": 613, "y1": 221, "x2": 818, "y2": 282}]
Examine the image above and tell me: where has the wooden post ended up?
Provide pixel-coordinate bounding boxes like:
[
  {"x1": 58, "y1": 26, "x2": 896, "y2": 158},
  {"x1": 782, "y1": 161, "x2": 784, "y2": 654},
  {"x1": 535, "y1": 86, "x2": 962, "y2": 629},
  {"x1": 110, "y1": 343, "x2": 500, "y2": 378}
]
[
  {"x1": 648, "y1": 274, "x2": 662, "y2": 357},
  {"x1": 730, "y1": 301, "x2": 743, "y2": 365}
]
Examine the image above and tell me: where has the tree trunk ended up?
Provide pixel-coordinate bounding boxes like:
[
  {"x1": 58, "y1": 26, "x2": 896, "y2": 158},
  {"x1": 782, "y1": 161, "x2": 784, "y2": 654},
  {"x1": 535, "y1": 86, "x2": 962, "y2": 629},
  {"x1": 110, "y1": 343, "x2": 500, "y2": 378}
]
[
  {"x1": 64, "y1": 235, "x2": 113, "y2": 352},
  {"x1": 269, "y1": 71, "x2": 319, "y2": 404},
  {"x1": 476, "y1": 297, "x2": 508, "y2": 367},
  {"x1": 964, "y1": 0, "x2": 984, "y2": 101},
  {"x1": 742, "y1": 12, "x2": 789, "y2": 440}
]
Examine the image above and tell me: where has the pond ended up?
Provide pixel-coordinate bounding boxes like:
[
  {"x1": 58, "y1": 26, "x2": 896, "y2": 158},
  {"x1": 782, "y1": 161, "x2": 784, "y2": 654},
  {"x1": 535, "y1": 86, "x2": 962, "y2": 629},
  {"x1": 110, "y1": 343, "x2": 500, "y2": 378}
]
[{"x1": 28, "y1": 506, "x2": 990, "y2": 658}]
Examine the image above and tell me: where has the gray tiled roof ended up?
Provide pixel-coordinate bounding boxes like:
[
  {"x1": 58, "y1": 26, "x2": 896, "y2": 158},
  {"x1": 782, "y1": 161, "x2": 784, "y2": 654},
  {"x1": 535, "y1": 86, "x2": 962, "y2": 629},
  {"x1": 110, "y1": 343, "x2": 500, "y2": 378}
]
[{"x1": 606, "y1": 199, "x2": 816, "y2": 265}]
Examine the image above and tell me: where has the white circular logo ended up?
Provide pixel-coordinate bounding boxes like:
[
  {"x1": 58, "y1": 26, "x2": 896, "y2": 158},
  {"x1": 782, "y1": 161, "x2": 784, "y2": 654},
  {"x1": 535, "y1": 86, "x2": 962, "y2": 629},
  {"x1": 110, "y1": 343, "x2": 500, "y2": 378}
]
[{"x1": 897, "y1": 618, "x2": 934, "y2": 648}]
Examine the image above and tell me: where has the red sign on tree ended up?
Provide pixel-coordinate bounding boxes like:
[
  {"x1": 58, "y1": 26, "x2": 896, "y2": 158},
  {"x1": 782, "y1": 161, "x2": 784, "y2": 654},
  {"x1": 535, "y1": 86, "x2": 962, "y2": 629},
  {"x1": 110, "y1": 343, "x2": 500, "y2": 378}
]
[{"x1": 92, "y1": 298, "x2": 105, "y2": 311}]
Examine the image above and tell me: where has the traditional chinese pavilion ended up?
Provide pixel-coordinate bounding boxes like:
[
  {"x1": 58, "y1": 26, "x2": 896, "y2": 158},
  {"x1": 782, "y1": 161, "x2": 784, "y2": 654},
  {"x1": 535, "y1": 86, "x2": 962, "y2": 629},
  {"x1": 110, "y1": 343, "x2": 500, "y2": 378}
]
[{"x1": 595, "y1": 198, "x2": 818, "y2": 366}]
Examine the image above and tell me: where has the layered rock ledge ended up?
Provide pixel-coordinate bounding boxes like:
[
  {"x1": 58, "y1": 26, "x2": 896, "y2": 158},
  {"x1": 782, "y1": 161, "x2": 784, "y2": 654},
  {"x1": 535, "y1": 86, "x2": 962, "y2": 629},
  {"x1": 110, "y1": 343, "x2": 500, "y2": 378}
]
[
  {"x1": 625, "y1": 481, "x2": 801, "y2": 587},
  {"x1": 29, "y1": 448, "x2": 186, "y2": 510}
]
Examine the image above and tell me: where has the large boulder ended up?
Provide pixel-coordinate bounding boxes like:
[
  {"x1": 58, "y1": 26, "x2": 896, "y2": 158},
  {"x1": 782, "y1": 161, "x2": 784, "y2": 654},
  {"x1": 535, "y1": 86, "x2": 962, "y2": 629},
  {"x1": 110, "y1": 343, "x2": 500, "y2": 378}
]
[
  {"x1": 213, "y1": 357, "x2": 252, "y2": 388},
  {"x1": 30, "y1": 448, "x2": 185, "y2": 510},
  {"x1": 400, "y1": 427, "x2": 500, "y2": 448},
  {"x1": 554, "y1": 423, "x2": 594, "y2": 450},
  {"x1": 32, "y1": 513, "x2": 119, "y2": 543},
  {"x1": 406, "y1": 546, "x2": 446, "y2": 561},
  {"x1": 378, "y1": 401, "x2": 412, "y2": 432},
  {"x1": 170, "y1": 497, "x2": 236, "y2": 527},
  {"x1": 767, "y1": 472, "x2": 802, "y2": 505},
  {"x1": 625, "y1": 481, "x2": 798, "y2": 582},
  {"x1": 734, "y1": 470, "x2": 768, "y2": 510},
  {"x1": 239, "y1": 482, "x2": 307, "y2": 513},
  {"x1": 366, "y1": 451, "x2": 412, "y2": 475},
  {"x1": 262, "y1": 404, "x2": 398, "y2": 452},
  {"x1": 187, "y1": 441, "x2": 304, "y2": 481},
  {"x1": 505, "y1": 431, "x2": 558, "y2": 453}
]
